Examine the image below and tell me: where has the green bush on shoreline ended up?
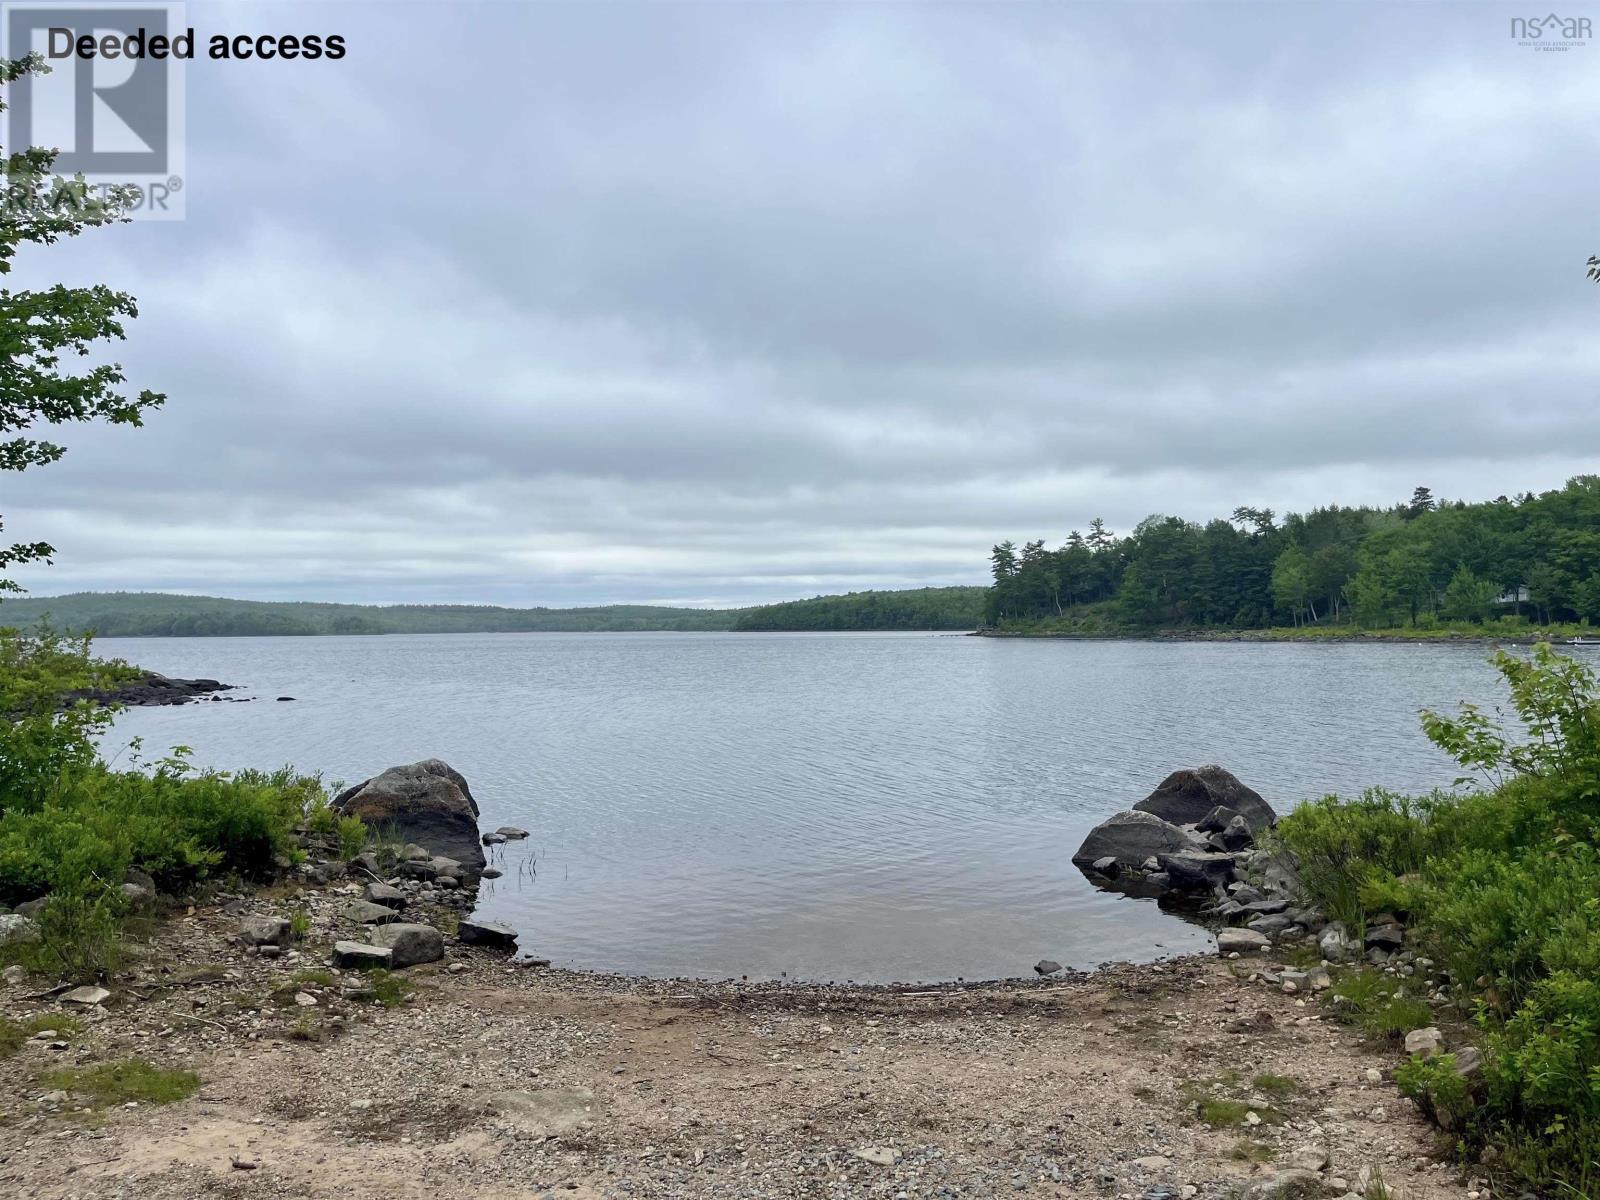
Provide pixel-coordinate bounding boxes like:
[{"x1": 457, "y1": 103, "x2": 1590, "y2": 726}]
[
  {"x1": 1275, "y1": 643, "x2": 1600, "y2": 1195},
  {"x1": 0, "y1": 628, "x2": 351, "y2": 979}
]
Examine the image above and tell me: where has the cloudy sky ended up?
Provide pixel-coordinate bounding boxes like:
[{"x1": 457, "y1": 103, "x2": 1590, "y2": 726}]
[{"x1": 7, "y1": 1, "x2": 1599, "y2": 607}]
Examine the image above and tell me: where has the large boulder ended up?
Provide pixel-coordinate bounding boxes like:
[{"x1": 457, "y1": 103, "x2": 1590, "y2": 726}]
[
  {"x1": 1132, "y1": 766, "x2": 1276, "y2": 833},
  {"x1": 1073, "y1": 810, "x2": 1194, "y2": 869},
  {"x1": 332, "y1": 760, "x2": 485, "y2": 874}
]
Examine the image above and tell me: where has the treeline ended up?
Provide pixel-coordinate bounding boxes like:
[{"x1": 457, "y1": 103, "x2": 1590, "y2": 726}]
[
  {"x1": 987, "y1": 476, "x2": 1600, "y2": 630},
  {"x1": 730, "y1": 587, "x2": 985, "y2": 631},
  {"x1": 0, "y1": 593, "x2": 739, "y2": 636},
  {"x1": 0, "y1": 588, "x2": 989, "y2": 636}
]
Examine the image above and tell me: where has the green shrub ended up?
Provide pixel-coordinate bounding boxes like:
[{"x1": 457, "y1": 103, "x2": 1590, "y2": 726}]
[
  {"x1": 1272, "y1": 790, "x2": 1439, "y2": 928},
  {"x1": 2, "y1": 887, "x2": 129, "y2": 981},
  {"x1": 1279, "y1": 648, "x2": 1600, "y2": 1194},
  {"x1": 0, "y1": 629, "x2": 326, "y2": 980},
  {"x1": 1423, "y1": 843, "x2": 1600, "y2": 1007}
]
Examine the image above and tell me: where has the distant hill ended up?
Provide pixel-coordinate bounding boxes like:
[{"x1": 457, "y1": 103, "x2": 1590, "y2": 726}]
[
  {"x1": 730, "y1": 587, "x2": 985, "y2": 631},
  {"x1": 0, "y1": 592, "x2": 738, "y2": 636},
  {"x1": 0, "y1": 587, "x2": 986, "y2": 636}
]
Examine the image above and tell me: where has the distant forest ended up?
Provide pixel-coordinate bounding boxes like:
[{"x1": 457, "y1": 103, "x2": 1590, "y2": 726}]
[
  {"x1": 985, "y1": 476, "x2": 1600, "y2": 631},
  {"x1": 0, "y1": 587, "x2": 987, "y2": 636},
  {"x1": 730, "y1": 587, "x2": 985, "y2": 631},
  {"x1": 0, "y1": 593, "x2": 739, "y2": 636}
]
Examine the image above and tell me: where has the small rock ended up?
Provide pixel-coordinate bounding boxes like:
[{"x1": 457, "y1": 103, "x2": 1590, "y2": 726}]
[
  {"x1": 362, "y1": 883, "x2": 407, "y2": 910},
  {"x1": 1216, "y1": 928, "x2": 1271, "y2": 955},
  {"x1": 331, "y1": 941, "x2": 393, "y2": 969},
  {"x1": 2, "y1": 964, "x2": 27, "y2": 986},
  {"x1": 239, "y1": 916, "x2": 291, "y2": 948},
  {"x1": 1452, "y1": 1046, "x2": 1484, "y2": 1077},
  {"x1": 1365, "y1": 924, "x2": 1405, "y2": 952},
  {"x1": 293, "y1": 991, "x2": 317, "y2": 1007},
  {"x1": 339, "y1": 900, "x2": 403, "y2": 925},
  {"x1": 1404, "y1": 1027, "x2": 1444, "y2": 1057},
  {"x1": 60, "y1": 985, "x2": 111, "y2": 1006},
  {"x1": 369, "y1": 922, "x2": 446, "y2": 968},
  {"x1": 0, "y1": 914, "x2": 40, "y2": 946},
  {"x1": 1034, "y1": 959, "x2": 1063, "y2": 976},
  {"x1": 1319, "y1": 923, "x2": 1353, "y2": 962},
  {"x1": 1286, "y1": 1147, "x2": 1329, "y2": 1173},
  {"x1": 118, "y1": 881, "x2": 154, "y2": 907},
  {"x1": 495, "y1": 826, "x2": 530, "y2": 840},
  {"x1": 852, "y1": 1146, "x2": 902, "y2": 1166}
]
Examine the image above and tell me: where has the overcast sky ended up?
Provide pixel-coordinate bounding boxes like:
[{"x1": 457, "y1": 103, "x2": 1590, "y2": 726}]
[{"x1": 7, "y1": 1, "x2": 1599, "y2": 607}]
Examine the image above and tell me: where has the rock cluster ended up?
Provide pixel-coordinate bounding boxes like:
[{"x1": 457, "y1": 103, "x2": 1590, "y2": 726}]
[
  {"x1": 312, "y1": 760, "x2": 519, "y2": 968},
  {"x1": 332, "y1": 759, "x2": 487, "y2": 875},
  {"x1": 61, "y1": 671, "x2": 237, "y2": 708},
  {"x1": 1074, "y1": 766, "x2": 1439, "y2": 977},
  {"x1": 1073, "y1": 766, "x2": 1278, "y2": 912}
]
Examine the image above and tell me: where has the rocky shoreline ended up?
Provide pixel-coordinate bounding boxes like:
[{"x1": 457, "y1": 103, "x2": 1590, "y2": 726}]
[
  {"x1": 0, "y1": 760, "x2": 1485, "y2": 1200},
  {"x1": 65, "y1": 671, "x2": 243, "y2": 708}
]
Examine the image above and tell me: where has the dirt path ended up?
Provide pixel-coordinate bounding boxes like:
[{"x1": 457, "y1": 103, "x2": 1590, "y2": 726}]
[{"x1": 0, "y1": 908, "x2": 1473, "y2": 1200}]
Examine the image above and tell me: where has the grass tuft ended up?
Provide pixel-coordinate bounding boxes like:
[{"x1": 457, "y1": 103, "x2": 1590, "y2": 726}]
[{"x1": 40, "y1": 1058, "x2": 198, "y2": 1108}]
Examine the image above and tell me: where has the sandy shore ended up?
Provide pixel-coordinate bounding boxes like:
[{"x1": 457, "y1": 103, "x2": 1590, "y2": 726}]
[{"x1": 0, "y1": 884, "x2": 1480, "y2": 1200}]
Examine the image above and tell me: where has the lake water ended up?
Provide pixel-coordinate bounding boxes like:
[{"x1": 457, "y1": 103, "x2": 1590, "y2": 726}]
[{"x1": 94, "y1": 632, "x2": 1508, "y2": 983}]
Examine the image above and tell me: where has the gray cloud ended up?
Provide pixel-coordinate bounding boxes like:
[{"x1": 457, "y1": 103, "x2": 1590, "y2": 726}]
[{"x1": 7, "y1": 1, "x2": 1599, "y2": 606}]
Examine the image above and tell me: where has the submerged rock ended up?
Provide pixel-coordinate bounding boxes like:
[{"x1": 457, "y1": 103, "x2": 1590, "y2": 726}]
[
  {"x1": 458, "y1": 918, "x2": 519, "y2": 952},
  {"x1": 1133, "y1": 766, "x2": 1277, "y2": 833},
  {"x1": 1158, "y1": 851, "x2": 1236, "y2": 891},
  {"x1": 1073, "y1": 810, "x2": 1193, "y2": 869}
]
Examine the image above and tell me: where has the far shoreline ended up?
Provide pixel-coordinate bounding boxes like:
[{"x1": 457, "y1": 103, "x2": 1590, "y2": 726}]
[{"x1": 971, "y1": 628, "x2": 1585, "y2": 646}]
